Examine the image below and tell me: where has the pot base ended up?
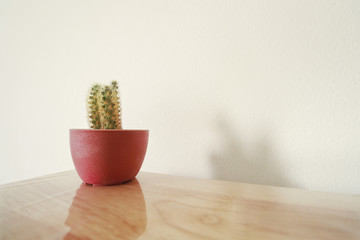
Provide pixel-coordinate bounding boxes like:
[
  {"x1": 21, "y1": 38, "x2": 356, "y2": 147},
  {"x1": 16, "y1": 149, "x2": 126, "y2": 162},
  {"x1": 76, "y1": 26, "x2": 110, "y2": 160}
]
[{"x1": 85, "y1": 179, "x2": 133, "y2": 187}]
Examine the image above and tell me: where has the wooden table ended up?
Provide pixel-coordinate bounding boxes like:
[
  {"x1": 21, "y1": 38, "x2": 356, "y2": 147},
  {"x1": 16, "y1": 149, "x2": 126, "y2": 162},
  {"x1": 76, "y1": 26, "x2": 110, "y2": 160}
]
[{"x1": 0, "y1": 171, "x2": 359, "y2": 239}]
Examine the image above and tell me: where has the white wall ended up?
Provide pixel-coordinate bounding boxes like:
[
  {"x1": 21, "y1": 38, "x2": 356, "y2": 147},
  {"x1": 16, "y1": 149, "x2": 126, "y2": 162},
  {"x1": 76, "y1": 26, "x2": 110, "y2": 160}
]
[{"x1": 1, "y1": 0, "x2": 359, "y2": 194}]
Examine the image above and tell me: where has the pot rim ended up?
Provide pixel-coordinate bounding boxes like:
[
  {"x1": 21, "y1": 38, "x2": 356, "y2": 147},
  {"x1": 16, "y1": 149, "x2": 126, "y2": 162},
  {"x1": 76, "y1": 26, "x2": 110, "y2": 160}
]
[{"x1": 70, "y1": 129, "x2": 148, "y2": 132}]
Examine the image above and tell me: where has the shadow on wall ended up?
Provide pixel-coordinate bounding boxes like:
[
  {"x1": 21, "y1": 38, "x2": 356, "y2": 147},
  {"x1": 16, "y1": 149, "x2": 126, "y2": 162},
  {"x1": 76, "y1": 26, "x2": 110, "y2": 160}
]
[{"x1": 209, "y1": 117, "x2": 296, "y2": 188}]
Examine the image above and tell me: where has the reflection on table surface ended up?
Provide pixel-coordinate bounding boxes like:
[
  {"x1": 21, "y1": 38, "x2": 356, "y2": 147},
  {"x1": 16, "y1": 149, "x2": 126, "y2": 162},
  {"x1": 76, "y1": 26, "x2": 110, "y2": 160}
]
[{"x1": 64, "y1": 179, "x2": 146, "y2": 240}]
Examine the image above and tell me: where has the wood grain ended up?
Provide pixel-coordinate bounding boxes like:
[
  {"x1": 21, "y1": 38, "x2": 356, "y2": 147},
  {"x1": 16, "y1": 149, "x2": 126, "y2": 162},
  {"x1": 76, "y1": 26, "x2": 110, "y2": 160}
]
[{"x1": 0, "y1": 171, "x2": 359, "y2": 239}]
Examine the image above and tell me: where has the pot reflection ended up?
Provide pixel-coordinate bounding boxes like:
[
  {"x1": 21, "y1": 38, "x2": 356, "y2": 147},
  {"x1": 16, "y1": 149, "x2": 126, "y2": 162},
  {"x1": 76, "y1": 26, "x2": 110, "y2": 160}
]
[{"x1": 64, "y1": 179, "x2": 147, "y2": 240}]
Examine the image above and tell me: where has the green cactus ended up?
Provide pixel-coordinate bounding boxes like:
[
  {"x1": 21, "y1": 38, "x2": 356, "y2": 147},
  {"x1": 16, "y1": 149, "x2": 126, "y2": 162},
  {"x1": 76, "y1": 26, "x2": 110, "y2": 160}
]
[
  {"x1": 111, "y1": 81, "x2": 122, "y2": 129},
  {"x1": 87, "y1": 81, "x2": 122, "y2": 129}
]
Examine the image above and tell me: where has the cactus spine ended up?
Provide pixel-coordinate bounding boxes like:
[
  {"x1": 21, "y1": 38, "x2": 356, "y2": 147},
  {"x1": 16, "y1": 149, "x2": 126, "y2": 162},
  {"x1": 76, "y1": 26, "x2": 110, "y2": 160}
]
[{"x1": 87, "y1": 81, "x2": 122, "y2": 129}]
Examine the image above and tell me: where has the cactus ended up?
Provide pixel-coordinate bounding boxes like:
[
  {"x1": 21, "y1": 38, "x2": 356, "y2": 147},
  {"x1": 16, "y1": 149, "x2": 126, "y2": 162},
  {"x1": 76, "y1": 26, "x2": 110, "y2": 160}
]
[
  {"x1": 87, "y1": 81, "x2": 122, "y2": 129},
  {"x1": 111, "y1": 81, "x2": 122, "y2": 129}
]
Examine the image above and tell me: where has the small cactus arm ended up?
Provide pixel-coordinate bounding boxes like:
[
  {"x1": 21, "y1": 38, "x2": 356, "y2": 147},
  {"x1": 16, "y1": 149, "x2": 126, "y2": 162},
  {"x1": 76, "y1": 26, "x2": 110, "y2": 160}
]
[
  {"x1": 111, "y1": 81, "x2": 122, "y2": 129},
  {"x1": 87, "y1": 84, "x2": 102, "y2": 129}
]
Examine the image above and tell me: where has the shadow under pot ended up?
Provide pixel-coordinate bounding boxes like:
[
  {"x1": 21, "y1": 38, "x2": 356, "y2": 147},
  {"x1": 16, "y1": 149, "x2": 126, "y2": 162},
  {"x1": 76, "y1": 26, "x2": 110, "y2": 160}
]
[{"x1": 69, "y1": 129, "x2": 149, "y2": 185}]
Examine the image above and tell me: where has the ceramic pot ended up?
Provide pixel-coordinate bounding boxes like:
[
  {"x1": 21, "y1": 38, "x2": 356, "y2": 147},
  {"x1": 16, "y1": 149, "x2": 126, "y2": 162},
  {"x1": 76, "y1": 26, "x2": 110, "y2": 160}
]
[{"x1": 69, "y1": 129, "x2": 149, "y2": 185}]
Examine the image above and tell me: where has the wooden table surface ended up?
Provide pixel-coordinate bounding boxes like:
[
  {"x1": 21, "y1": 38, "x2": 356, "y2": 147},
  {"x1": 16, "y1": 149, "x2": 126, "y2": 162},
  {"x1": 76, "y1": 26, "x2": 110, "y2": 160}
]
[{"x1": 0, "y1": 171, "x2": 359, "y2": 240}]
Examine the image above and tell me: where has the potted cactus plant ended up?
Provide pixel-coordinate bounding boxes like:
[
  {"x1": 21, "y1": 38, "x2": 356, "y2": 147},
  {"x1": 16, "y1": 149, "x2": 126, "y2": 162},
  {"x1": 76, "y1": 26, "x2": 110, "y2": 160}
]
[{"x1": 70, "y1": 81, "x2": 149, "y2": 185}]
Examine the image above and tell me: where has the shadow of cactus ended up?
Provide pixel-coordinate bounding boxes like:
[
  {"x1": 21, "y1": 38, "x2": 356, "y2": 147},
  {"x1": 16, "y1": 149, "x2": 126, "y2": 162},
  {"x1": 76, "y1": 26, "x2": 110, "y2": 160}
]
[{"x1": 209, "y1": 116, "x2": 296, "y2": 188}]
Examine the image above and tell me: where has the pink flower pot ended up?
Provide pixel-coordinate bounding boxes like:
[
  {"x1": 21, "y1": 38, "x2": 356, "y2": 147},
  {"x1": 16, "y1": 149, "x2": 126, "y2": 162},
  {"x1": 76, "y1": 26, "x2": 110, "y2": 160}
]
[{"x1": 70, "y1": 129, "x2": 149, "y2": 185}]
